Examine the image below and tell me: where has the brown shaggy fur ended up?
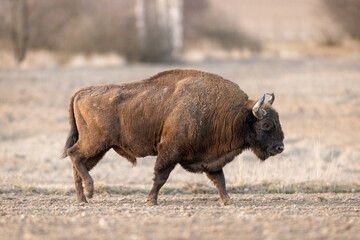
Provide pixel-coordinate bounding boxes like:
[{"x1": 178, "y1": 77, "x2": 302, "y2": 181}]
[{"x1": 62, "y1": 69, "x2": 284, "y2": 205}]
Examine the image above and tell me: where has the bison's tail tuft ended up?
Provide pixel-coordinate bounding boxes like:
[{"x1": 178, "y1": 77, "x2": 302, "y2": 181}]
[{"x1": 61, "y1": 94, "x2": 79, "y2": 158}]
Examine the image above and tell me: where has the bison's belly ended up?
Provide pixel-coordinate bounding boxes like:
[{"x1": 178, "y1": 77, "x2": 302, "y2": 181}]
[
  {"x1": 180, "y1": 148, "x2": 241, "y2": 173},
  {"x1": 180, "y1": 162, "x2": 207, "y2": 173}
]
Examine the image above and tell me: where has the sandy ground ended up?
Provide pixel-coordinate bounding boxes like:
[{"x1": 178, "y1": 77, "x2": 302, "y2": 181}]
[{"x1": 1, "y1": 57, "x2": 360, "y2": 239}]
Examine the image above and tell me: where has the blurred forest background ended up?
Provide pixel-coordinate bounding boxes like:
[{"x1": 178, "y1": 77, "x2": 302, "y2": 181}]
[{"x1": 0, "y1": 0, "x2": 359, "y2": 68}]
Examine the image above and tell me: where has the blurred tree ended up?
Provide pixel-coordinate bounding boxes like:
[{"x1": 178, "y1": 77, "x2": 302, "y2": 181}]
[
  {"x1": 322, "y1": 0, "x2": 360, "y2": 40},
  {"x1": 153, "y1": 0, "x2": 184, "y2": 57},
  {"x1": 135, "y1": 0, "x2": 146, "y2": 47},
  {"x1": 0, "y1": 0, "x2": 261, "y2": 63},
  {"x1": 168, "y1": 0, "x2": 183, "y2": 57},
  {"x1": 10, "y1": 0, "x2": 29, "y2": 63},
  {"x1": 28, "y1": 0, "x2": 80, "y2": 50},
  {"x1": 182, "y1": 0, "x2": 261, "y2": 52},
  {"x1": 0, "y1": 0, "x2": 79, "y2": 62},
  {"x1": 133, "y1": 0, "x2": 184, "y2": 62}
]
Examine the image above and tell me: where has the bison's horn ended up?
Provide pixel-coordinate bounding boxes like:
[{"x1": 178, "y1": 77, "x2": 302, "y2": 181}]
[
  {"x1": 266, "y1": 93, "x2": 275, "y2": 106},
  {"x1": 252, "y1": 94, "x2": 267, "y2": 119}
]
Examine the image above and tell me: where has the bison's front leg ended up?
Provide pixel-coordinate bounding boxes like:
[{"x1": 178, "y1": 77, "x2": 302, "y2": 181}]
[
  {"x1": 206, "y1": 169, "x2": 233, "y2": 206},
  {"x1": 147, "y1": 160, "x2": 176, "y2": 206}
]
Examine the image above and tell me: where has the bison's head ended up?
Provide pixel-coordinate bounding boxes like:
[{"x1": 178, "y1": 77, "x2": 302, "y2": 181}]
[{"x1": 246, "y1": 93, "x2": 284, "y2": 161}]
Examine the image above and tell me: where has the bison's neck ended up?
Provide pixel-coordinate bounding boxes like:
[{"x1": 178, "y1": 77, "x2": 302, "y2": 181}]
[
  {"x1": 209, "y1": 105, "x2": 250, "y2": 156},
  {"x1": 195, "y1": 107, "x2": 250, "y2": 172}
]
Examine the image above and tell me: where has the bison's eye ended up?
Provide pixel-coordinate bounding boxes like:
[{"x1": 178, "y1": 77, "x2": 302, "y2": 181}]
[{"x1": 261, "y1": 121, "x2": 273, "y2": 131}]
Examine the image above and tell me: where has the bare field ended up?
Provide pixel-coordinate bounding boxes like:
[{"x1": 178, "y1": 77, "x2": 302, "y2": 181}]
[
  {"x1": 1, "y1": 192, "x2": 360, "y2": 240},
  {"x1": 1, "y1": 57, "x2": 360, "y2": 239}
]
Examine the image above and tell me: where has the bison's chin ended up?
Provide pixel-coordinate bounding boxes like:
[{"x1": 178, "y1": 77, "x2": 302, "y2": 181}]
[
  {"x1": 258, "y1": 153, "x2": 269, "y2": 161},
  {"x1": 251, "y1": 148, "x2": 270, "y2": 161}
]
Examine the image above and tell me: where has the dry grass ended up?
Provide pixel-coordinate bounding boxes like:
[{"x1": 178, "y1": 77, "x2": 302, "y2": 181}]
[{"x1": 236, "y1": 140, "x2": 350, "y2": 185}]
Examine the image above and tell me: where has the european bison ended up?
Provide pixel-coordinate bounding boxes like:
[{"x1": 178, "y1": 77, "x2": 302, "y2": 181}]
[{"x1": 62, "y1": 69, "x2": 284, "y2": 205}]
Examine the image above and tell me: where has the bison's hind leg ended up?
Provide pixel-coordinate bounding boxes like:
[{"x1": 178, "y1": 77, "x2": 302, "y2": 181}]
[
  {"x1": 72, "y1": 166, "x2": 87, "y2": 203},
  {"x1": 83, "y1": 150, "x2": 108, "y2": 199},
  {"x1": 67, "y1": 142, "x2": 108, "y2": 203}
]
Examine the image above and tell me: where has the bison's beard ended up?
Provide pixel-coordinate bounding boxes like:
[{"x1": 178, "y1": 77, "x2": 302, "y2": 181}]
[{"x1": 251, "y1": 147, "x2": 270, "y2": 161}]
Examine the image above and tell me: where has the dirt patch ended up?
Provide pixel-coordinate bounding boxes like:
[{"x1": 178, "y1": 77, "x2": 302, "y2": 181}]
[{"x1": 0, "y1": 191, "x2": 359, "y2": 240}]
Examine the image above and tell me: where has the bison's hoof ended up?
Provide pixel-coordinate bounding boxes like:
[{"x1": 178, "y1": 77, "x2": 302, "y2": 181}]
[
  {"x1": 84, "y1": 182, "x2": 94, "y2": 199},
  {"x1": 76, "y1": 196, "x2": 88, "y2": 203},
  {"x1": 146, "y1": 198, "x2": 158, "y2": 206},
  {"x1": 220, "y1": 198, "x2": 233, "y2": 206},
  {"x1": 85, "y1": 191, "x2": 93, "y2": 199}
]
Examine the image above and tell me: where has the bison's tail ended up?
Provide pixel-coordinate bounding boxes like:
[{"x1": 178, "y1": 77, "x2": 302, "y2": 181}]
[{"x1": 61, "y1": 94, "x2": 79, "y2": 158}]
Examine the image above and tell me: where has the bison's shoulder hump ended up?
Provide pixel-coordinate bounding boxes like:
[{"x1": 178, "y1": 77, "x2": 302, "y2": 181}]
[{"x1": 144, "y1": 69, "x2": 239, "y2": 88}]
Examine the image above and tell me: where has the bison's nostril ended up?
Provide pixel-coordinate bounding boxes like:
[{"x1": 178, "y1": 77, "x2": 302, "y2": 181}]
[{"x1": 276, "y1": 145, "x2": 284, "y2": 153}]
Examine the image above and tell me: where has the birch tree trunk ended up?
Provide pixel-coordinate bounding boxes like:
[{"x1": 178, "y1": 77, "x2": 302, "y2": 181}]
[
  {"x1": 156, "y1": 0, "x2": 168, "y2": 28},
  {"x1": 169, "y1": 0, "x2": 183, "y2": 57},
  {"x1": 134, "y1": 0, "x2": 146, "y2": 47}
]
